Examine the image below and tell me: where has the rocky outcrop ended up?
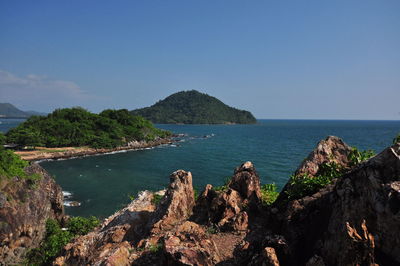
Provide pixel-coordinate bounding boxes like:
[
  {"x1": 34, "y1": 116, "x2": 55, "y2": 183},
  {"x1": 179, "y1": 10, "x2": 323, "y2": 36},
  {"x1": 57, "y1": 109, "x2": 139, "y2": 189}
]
[
  {"x1": 276, "y1": 136, "x2": 353, "y2": 204},
  {"x1": 192, "y1": 161, "x2": 261, "y2": 231},
  {"x1": 49, "y1": 136, "x2": 400, "y2": 265},
  {"x1": 0, "y1": 163, "x2": 64, "y2": 265},
  {"x1": 240, "y1": 142, "x2": 400, "y2": 265},
  {"x1": 55, "y1": 170, "x2": 201, "y2": 265}
]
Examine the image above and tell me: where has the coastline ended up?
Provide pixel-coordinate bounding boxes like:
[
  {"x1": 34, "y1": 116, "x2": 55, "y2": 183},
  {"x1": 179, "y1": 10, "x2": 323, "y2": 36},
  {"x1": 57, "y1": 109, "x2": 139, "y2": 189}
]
[{"x1": 14, "y1": 138, "x2": 174, "y2": 162}]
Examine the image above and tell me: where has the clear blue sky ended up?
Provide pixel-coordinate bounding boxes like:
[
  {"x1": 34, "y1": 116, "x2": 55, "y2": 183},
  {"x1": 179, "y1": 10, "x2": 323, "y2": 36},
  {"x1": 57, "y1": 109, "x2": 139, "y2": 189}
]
[{"x1": 0, "y1": 0, "x2": 399, "y2": 119}]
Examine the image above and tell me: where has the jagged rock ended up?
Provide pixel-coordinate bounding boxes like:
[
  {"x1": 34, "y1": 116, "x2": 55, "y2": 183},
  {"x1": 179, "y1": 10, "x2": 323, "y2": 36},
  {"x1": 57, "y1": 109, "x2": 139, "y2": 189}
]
[
  {"x1": 191, "y1": 184, "x2": 217, "y2": 224},
  {"x1": 295, "y1": 136, "x2": 353, "y2": 177},
  {"x1": 192, "y1": 161, "x2": 261, "y2": 231},
  {"x1": 163, "y1": 221, "x2": 221, "y2": 266},
  {"x1": 270, "y1": 143, "x2": 400, "y2": 265},
  {"x1": 55, "y1": 170, "x2": 197, "y2": 265},
  {"x1": 229, "y1": 161, "x2": 261, "y2": 205},
  {"x1": 262, "y1": 247, "x2": 280, "y2": 266},
  {"x1": 54, "y1": 190, "x2": 156, "y2": 265},
  {"x1": 276, "y1": 136, "x2": 353, "y2": 205},
  {"x1": 0, "y1": 163, "x2": 64, "y2": 265},
  {"x1": 210, "y1": 189, "x2": 247, "y2": 231},
  {"x1": 150, "y1": 170, "x2": 195, "y2": 233}
]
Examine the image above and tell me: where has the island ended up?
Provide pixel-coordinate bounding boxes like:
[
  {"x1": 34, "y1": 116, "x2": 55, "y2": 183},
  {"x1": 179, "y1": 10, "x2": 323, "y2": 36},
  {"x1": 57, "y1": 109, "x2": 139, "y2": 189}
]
[
  {"x1": 130, "y1": 90, "x2": 257, "y2": 124},
  {"x1": 0, "y1": 102, "x2": 46, "y2": 118},
  {"x1": 4, "y1": 107, "x2": 172, "y2": 160}
]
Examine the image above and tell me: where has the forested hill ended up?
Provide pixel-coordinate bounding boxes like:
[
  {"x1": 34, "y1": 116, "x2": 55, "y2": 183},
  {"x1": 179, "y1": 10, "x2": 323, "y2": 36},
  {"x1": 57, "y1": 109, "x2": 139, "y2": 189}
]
[
  {"x1": 5, "y1": 108, "x2": 170, "y2": 148},
  {"x1": 0, "y1": 103, "x2": 29, "y2": 118},
  {"x1": 130, "y1": 90, "x2": 257, "y2": 124}
]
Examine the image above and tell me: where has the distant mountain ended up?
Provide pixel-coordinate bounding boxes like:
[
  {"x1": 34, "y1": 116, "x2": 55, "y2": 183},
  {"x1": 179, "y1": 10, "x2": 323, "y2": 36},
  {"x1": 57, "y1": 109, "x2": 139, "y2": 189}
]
[
  {"x1": 0, "y1": 103, "x2": 46, "y2": 118},
  {"x1": 130, "y1": 90, "x2": 257, "y2": 124},
  {"x1": 25, "y1": 110, "x2": 48, "y2": 117},
  {"x1": 0, "y1": 103, "x2": 29, "y2": 118}
]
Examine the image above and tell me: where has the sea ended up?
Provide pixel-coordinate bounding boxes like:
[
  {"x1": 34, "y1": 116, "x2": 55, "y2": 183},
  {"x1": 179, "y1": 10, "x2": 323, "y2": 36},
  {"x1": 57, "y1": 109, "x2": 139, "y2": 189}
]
[{"x1": 1, "y1": 118, "x2": 399, "y2": 219}]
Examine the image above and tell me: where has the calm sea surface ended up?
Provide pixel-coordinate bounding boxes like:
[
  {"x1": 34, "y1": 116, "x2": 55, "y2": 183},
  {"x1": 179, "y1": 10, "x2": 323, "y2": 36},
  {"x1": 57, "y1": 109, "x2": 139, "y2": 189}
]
[{"x1": 1, "y1": 119, "x2": 399, "y2": 218}]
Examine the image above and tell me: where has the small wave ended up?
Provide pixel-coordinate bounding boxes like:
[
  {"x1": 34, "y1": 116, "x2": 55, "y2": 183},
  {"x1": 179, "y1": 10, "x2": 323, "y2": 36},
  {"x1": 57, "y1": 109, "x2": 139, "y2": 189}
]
[
  {"x1": 64, "y1": 200, "x2": 81, "y2": 207},
  {"x1": 62, "y1": 191, "x2": 72, "y2": 198}
]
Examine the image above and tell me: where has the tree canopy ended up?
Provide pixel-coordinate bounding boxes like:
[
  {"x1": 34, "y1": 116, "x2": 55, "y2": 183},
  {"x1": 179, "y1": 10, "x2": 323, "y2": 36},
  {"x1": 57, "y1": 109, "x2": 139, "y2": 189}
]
[
  {"x1": 6, "y1": 108, "x2": 170, "y2": 149},
  {"x1": 130, "y1": 90, "x2": 257, "y2": 124}
]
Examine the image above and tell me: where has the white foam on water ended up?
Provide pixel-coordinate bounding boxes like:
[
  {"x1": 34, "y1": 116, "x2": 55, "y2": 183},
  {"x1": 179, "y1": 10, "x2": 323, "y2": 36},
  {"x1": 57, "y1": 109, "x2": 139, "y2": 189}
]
[
  {"x1": 62, "y1": 191, "x2": 72, "y2": 198},
  {"x1": 64, "y1": 200, "x2": 81, "y2": 207}
]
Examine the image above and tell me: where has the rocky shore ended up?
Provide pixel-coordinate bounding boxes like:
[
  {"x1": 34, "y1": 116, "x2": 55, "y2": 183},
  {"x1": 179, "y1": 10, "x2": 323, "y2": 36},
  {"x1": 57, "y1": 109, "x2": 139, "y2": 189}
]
[
  {"x1": 52, "y1": 136, "x2": 400, "y2": 265},
  {"x1": 14, "y1": 138, "x2": 173, "y2": 161},
  {"x1": 2, "y1": 135, "x2": 399, "y2": 265}
]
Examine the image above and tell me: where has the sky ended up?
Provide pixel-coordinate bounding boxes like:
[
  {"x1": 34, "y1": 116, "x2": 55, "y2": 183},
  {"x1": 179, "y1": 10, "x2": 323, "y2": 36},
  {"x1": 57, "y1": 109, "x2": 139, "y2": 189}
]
[{"x1": 0, "y1": 1, "x2": 399, "y2": 120}]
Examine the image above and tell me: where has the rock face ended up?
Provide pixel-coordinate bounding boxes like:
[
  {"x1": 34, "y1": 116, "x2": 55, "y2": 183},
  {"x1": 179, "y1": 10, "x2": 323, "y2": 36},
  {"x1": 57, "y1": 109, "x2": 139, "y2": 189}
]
[
  {"x1": 243, "y1": 140, "x2": 400, "y2": 265},
  {"x1": 49, "y1": 136, "x2": 400, "y2": 265},
  {"x1": 0, "y1": 163, "x2": 64, "y2": 265},
  {"x1": 55, "y1": 163, "x2": 262, "y2": 265},
  {"x1": 192, "y1": 161, "x2": 261, "y2": 231},
  {"x1": 276, "y1": 135, "x2": 353, "y2": 204}
]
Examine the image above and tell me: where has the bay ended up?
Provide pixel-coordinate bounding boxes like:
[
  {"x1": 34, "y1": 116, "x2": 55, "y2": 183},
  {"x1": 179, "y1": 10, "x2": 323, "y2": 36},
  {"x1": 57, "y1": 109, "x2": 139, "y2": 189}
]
[{"x1": 2, "y1": 118, "x2": 399, "y2": 218}]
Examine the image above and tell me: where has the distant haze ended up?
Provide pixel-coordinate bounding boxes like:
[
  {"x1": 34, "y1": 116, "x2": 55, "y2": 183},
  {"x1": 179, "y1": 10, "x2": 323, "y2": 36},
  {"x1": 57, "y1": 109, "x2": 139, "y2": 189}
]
[{"x1": 0, "y1": 1, "x2": 399, "y2": 120}]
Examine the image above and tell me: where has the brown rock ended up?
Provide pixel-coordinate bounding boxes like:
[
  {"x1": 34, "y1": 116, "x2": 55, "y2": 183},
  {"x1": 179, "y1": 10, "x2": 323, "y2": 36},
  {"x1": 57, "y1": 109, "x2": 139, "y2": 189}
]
[
  {"x1": 150, "y1": 170, "x2": 195, "y2": 233},
  {"x1": 276, "y1": 136, "x2": 353, "y2": 204},
  {"x1": 262, "y1": 247, "x2": 280, "y2": 266},
  {"x1": 229, "y1": 161, "x2": 261, "y2": 204},
  {"x1": 0, "y1": 163, "x2": 64, "y2": 264},
  {"x1": 273, "y1": 143, "x2": 400, "y2": 265},
  {"x1": 295, "y1": 136, "x2": 352, "y2": 177},
  {"x1": 163, "y1": 221, "x2": 221, "y2": 266}
]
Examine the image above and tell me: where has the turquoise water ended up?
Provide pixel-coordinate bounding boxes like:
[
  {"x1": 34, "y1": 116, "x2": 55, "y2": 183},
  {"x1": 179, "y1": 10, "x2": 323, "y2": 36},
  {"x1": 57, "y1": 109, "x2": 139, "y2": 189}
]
[{"x1": 2, "y1": 119, "x2": 399, "y2": 218}]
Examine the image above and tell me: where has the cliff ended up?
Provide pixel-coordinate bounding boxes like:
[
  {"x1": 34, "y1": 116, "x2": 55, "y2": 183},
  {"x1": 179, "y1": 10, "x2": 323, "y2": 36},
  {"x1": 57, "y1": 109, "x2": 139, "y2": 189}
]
[
  {"x1": 130, "y1": 90, "x2": 257, "y2": 124},
  {"x1": 53, "y1": 136, "x2": 400, "y2": 265},
  {"x1": 0, "y1": 163, "x2": 64, "y2": 264}
]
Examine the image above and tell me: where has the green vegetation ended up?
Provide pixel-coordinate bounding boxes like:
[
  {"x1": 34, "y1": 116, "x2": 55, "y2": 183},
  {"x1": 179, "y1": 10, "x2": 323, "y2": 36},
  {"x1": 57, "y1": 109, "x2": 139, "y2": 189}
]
[
  {"x1": 0, "y1": 132, "x2": 39, "y2": 183},
  {"x1": 260, "y1": 183, "x2": 279, "y2": 206},
  {"x1": 286, "y1": 147, "x2": 375, "y2": 200},
  {"x1": 130, "y1": 90, "x2": 257, "y2": 124},
  {"x1": 6, "y1": 108, "x2": 171, "y2": 149},
  {"x1": 149, "y1": 243, "x2": 163, "y2": 253},
  {"x1": 348, "y1": 147, "x2": 375, "y2": 167},
  {"x1": 214, "y1": 176, "x2": 232, "y2": 192},
  {"x1": 151, "y1": 193, "x2": 163, "y2": 205},
  {"x1": 394, "y1": 133, "x2": 400, "y2": 144},
  {"x1": 25, "y1": 216, "x2": 100, "y2": 265}
]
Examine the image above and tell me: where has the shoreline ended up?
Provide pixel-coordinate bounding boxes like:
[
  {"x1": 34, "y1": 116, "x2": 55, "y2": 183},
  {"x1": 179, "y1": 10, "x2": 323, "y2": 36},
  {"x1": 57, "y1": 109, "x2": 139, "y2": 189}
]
[{"x1": 14, "y1": 138, "x2": 174, "y2": 162}]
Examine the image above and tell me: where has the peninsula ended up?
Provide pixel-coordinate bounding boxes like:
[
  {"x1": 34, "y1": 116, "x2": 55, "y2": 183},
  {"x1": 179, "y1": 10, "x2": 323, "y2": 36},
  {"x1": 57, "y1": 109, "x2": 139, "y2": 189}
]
[{"x1": 130, "y1": 90, "x2": 257, "y2": 124}]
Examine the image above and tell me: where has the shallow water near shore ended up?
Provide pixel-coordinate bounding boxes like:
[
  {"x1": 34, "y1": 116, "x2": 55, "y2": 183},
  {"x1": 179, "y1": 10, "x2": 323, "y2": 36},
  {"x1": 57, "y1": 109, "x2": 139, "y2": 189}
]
[{"x1": 2, "y1": 119, "x2": 399, "y2": 218}]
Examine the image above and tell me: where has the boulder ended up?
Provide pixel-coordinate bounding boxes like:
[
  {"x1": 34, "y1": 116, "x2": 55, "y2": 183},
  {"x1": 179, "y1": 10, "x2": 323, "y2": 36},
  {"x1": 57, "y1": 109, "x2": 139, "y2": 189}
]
[{"x1": 163, "y1": 221, "x2": 221, "y2": 266}]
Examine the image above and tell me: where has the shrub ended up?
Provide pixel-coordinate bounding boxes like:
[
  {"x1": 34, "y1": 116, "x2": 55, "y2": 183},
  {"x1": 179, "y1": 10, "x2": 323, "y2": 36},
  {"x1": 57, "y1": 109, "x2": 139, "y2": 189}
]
[
  {"x1": 286, "y1": 173, "x2": 332, "y2": 200},
  {"x1": 67, "y1": 216, "x2": 100, "y2": 236},
  {"x1": 348, "y1": 147, "x2": 375, "y2": 167},
  {"x1": 260, "y1": 183, "x2": 279, "y2": 206},
  {"x1": 25, "y1": 217, "x2": 100, "y2": 265},
  {"x1": 151, "y1": 193, "x2": 163, "y2": 205}
]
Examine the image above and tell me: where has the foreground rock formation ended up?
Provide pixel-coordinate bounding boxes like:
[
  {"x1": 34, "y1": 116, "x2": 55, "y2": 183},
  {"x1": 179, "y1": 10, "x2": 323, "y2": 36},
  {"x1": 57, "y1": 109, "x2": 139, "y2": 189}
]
[
  {"x1": 50, "y1": 136, "x2": 400, "y2": 265},
  {"x1": 0, "y1": 163, "x2": 64, "y2": 265}
]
